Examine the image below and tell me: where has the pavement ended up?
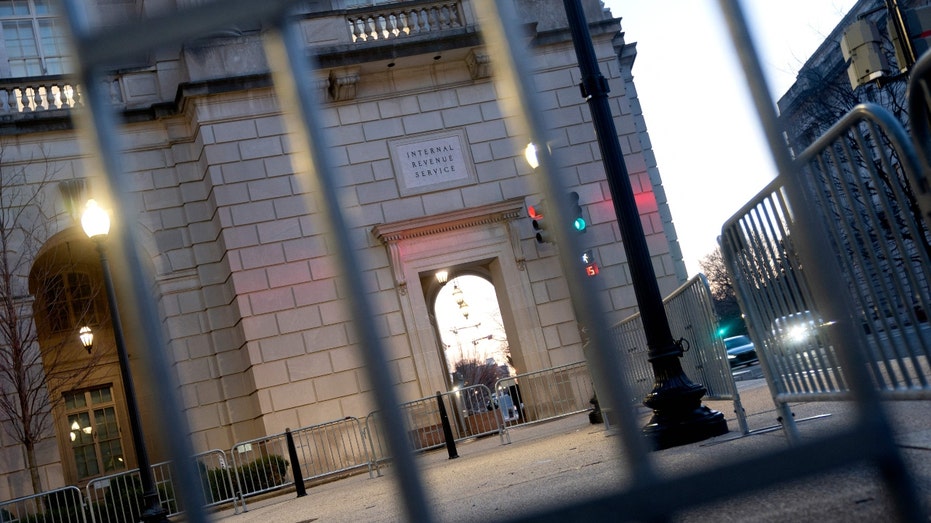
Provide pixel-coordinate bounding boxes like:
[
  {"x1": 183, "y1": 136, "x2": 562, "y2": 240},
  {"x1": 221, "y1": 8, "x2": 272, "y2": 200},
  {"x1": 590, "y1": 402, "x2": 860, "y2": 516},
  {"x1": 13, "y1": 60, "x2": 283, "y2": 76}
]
[{"x1": 213, "y1": 371, "x2": 931, "y2": 522}]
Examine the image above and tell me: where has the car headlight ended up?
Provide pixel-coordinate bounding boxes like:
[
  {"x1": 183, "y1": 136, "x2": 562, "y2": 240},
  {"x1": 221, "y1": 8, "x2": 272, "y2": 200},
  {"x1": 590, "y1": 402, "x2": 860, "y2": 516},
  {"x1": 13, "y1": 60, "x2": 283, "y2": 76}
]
[{"x1": 787, "y1": 325, "x2": 809, "y2": 343}]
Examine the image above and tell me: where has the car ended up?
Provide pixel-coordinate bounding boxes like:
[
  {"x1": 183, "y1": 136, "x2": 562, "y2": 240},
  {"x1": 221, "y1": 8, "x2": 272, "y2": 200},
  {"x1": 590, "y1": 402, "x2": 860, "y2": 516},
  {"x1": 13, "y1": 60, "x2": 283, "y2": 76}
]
[
  {"x1": 723, "y1": 335, "x2": 758, "y2": 368},
  {"x1": 771, "y1": 311, "x2": 822, "y2": 349}
]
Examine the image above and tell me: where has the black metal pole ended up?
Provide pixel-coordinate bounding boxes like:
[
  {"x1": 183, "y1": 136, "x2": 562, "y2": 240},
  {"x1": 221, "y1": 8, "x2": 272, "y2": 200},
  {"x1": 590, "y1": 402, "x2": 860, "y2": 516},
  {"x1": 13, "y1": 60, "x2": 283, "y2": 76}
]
[
  {"x1": 436, "y1": 392, "x2": 459, "y2": 459},
  {"x1": 562, "y1": 0, "x2": 727, "y2": 449},
  {"x1": 285, "y1": 429, "x2": 307, "y2": 497},
  {"x1": 94, "y1": 240, "x2": 169, "y2": 522}
]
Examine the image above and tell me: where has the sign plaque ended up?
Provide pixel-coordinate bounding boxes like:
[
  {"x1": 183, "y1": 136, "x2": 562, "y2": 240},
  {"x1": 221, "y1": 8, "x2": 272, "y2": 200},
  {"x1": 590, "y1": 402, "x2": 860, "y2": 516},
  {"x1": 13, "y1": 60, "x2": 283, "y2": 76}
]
[{"x1": 390, "y1": 131, "x2": 475, "y2": 196}]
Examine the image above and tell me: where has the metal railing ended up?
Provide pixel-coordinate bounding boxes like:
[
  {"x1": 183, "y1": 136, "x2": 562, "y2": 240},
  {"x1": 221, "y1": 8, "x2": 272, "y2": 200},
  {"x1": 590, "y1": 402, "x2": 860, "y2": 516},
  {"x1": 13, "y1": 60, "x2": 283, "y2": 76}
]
[
  {"x1": 85, "y1": 449, "x2": 241, "y2": 522},
  {"x1": 364, "y1": 385, "x2": 509, "y2": 464},
  {"x1": 720, "y1": 103, "x2": 931, "y2": 434},
  {"x1": 0, "y1": 486, "x2": 86, "y2": 523},
  {"x1": 286, "y1": 417, "x2": 376, "y2": 484},
  {"x1": 56, "y1": 0, "x2": 929, "y2": 521},
  {"x1": 493, "y1": 361, "x2": 594, "y2": 430},
  {"x1": 605, "y1": 274, "x2": 750, "y2": 434}
]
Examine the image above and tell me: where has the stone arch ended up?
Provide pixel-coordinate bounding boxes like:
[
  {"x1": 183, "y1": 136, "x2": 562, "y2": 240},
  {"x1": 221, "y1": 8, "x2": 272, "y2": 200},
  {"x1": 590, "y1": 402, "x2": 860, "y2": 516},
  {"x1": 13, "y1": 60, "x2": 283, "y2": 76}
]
[{"x1": 374, "y1": 199, "x2": 550, "y2": 399}]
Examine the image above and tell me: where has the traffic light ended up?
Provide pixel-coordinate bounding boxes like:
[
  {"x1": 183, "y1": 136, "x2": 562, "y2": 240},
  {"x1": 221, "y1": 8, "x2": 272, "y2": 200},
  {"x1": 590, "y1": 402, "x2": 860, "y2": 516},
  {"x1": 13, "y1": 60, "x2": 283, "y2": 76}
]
[
  {"x1": 569, "y1": 191, "x2": 586, "y2": 233},
  {"x1": 528, "y1": 202, "x2": 551, "y2": 244}
]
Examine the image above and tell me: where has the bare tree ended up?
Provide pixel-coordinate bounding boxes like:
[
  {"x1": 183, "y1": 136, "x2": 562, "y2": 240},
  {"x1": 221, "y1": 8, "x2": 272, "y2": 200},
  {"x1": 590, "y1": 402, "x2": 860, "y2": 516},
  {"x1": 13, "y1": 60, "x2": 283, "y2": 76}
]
[
  {"x1": 698, "y1": 247, "x2": 745, "y2": 337},
  {"x1": 451, "y1": 358, "x2": 501, "y2": 392},
  {"x1": 0, "y1": 150, "x2": 101, "y2": 495}
]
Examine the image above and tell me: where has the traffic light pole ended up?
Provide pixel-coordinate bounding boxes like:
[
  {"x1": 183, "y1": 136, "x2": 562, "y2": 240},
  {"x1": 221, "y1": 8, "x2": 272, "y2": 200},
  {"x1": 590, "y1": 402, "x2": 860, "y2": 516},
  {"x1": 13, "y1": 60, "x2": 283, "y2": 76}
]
[{"x1": 563, "y1": 0, "x2": 727, "y2": 449}]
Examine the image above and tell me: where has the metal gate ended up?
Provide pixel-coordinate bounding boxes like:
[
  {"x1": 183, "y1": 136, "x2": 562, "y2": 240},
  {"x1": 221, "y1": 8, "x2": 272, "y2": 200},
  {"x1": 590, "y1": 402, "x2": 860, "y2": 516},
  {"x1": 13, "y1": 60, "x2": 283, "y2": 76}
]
[{"x1": 58, "y1": 0, "x2": 926, "y2": 522}]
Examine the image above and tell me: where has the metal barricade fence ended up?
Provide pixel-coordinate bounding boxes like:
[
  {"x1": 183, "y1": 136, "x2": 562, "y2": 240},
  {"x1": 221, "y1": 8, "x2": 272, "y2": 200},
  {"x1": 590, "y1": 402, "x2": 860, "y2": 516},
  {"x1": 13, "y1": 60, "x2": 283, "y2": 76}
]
[
  {"x1": 84, "y1": 449, "x2": 241, "y2": 522},
  {"x1": 493, "y1": 362, "x2": 593, "y2": 430},
  {"x1": 58, "y1": 0, "x2": 928, "y2": 520},
  {"x1": 85, "y1": 466, "x2": 170, "y2": 523},
  {"x1": 229, "y1": 434, "x2": 293, "y2": 502},
  {"x1": 0, "y1": 486, "x2": 86, "y2": 523},
  {"x1": 190, "y1": 450, "x2": 241, "y2": 514},
  {"x1": 605, "y1": 275, "x2": 750, "y2": 434},
  {"x1": 287, "y1": 417, "x2": 376, "y2": 484},
  {"x1": 365, "y1": 385, "x2": 509, "y2": 464},
  {"x1": 720, "y1": 103, "x2": 931, "y2": 433}
]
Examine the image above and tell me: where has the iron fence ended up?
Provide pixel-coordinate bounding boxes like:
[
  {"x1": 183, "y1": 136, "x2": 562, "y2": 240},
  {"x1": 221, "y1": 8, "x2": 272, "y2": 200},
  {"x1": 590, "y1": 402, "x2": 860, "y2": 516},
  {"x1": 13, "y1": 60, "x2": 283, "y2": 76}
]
[
  {"x1": 55, "y1": 0, "x2": 929, "y2": 521},
  {"x1": 493, "y1": 362, "x2": 594, "y2": 430},
  {"x1": 84, "y1": 449, "x2": 241, "y2": 522},
  {"x1": 720, "y1": 103, "x2": 931, "y2": 436},
  {"x1": 603, "y1": 275, "x2": 750, "y2": 434},
  {"x1": 364, "y1": 385, "x2": 509, "y2": 465},
  {"x1": 0, "y1": 486, "x2": 86, "y2": 523},
  {"x1": 286, "y1": 417, "x2": 376, "y2": 484}
]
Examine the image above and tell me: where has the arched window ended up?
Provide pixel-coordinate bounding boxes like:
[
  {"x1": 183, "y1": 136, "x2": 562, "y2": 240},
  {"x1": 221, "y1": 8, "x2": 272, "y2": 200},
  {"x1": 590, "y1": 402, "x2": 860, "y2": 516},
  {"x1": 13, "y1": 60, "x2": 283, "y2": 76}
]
[
  {"x1": 40, "y1": 271, "x2": 99, "y2": 334},
  {"x1": 0, "y1": 0, "x2": 68, "y2": 77}
]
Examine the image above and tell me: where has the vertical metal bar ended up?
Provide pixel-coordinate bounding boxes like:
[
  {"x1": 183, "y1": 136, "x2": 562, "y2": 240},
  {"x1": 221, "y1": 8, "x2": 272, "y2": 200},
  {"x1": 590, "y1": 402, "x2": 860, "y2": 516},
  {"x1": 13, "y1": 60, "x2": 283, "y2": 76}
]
[
  {"x1": 261, "y1": 14, "x2": 434, "y2": 523},
  {"x1": 471, "y1": 0, "x2": 656, "y2": 479},
  {"x1": 718, "y1": 1, "x2": 923, "y2": 519},
  {"x1": 58, "y1": 2, "x2": 209, "y2": 522}
]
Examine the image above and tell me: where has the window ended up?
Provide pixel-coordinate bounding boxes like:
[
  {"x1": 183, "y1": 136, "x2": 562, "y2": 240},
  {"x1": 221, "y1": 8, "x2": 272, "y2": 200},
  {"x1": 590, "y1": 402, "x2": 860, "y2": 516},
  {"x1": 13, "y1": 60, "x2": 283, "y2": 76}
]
[
  {"x1": 41, "y1": 271, "x2": 99, "y2": 334},
  {"x1": 64, "y1": 385, "x2": 125, "y2": 479},
  {"x1": 0, "y1": 0, "x2": 68, "y2": 77}
]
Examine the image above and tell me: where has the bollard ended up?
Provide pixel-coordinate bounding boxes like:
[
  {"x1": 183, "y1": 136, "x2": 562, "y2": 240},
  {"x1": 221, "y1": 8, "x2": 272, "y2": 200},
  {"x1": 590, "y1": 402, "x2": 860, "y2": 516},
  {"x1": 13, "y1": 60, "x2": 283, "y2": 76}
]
[
  {"x1": 285, "y1": 428, "x2": 307, "y2": 497},
  {"x1": 436, "y1": 392, "x2": 459, "y2": 459}
]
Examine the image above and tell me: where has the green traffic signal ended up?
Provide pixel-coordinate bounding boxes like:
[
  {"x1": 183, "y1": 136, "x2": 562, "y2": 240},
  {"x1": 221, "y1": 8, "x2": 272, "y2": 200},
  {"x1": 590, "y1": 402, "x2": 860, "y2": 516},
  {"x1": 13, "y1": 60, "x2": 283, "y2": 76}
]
[
  {"x1": 573, "y1": 217, "x2": 587, "y2": 232},
  {"x1": 569, "y1": 191, "x2": 586, "y2": 233}
]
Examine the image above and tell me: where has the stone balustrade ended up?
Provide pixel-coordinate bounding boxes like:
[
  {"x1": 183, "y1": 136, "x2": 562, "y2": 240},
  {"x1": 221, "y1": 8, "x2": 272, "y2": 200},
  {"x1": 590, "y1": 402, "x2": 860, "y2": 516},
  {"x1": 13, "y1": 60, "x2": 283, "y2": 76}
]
[
  {"x1": 347, "y1": 1, "x2": 464, "y2": 43},
  {"x1": 0, "y1": 77, "x2": 81, "y2": 116}
]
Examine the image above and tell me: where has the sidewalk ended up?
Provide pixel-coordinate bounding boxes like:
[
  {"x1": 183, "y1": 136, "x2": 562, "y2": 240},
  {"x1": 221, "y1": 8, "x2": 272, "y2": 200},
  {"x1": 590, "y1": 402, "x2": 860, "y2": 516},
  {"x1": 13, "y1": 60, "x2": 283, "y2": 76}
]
[{"x1": 215, "y1": 375, "x2": 931, "y2": 522}]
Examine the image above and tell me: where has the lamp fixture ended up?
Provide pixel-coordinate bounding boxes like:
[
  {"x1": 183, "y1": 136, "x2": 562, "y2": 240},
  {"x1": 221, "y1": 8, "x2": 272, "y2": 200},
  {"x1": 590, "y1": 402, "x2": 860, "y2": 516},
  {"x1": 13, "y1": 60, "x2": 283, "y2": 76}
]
[
  {"x1": 81, "y1": 199, "x2": 111, "y2": 239},
  {"x1": 435, "y1": 270, "x2": 449, "y2": 284},
  {"x1": 79, "y1": 326, "x2": 93, "y2": 353}
]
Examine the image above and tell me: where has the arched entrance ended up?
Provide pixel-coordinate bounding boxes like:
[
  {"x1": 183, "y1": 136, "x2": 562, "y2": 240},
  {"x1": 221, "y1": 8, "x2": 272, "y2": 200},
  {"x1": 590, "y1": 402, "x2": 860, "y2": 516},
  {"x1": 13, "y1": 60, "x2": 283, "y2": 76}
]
[
  {"x1": 432, "y1": 272, "x2": 513, "y2": 392},
  {"x1": 374, "y1": 199, "x2": 552, "y2": 400}
]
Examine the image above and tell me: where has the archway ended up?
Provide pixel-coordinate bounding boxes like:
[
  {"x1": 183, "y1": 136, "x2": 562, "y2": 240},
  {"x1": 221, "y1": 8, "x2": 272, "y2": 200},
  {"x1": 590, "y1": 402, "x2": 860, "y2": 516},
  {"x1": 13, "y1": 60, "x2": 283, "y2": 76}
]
[{"x1": 432, "y1": 272, "x2": 512, "y2": 392}]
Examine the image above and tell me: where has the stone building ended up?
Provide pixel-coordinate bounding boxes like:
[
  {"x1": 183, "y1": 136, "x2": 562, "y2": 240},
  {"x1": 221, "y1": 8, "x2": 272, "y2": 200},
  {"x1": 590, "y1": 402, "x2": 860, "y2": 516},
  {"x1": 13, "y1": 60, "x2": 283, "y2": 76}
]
[
  {"x1": 0, "y1": 0, "x2": 686, "y2": 496},
  {"x1": 778, "y1": 0, "x2": 931, "y2": 151}
]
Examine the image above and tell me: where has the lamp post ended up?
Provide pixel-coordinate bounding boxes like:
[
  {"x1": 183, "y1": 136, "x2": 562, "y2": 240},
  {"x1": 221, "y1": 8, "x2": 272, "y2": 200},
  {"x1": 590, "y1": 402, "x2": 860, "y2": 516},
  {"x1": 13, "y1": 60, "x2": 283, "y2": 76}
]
[
  {"x1": 561, "y1": 0, "x2": 727, "y2": 449},
  {"x1": 81, "y1": 199, "x2": 168, "y2": 523}
]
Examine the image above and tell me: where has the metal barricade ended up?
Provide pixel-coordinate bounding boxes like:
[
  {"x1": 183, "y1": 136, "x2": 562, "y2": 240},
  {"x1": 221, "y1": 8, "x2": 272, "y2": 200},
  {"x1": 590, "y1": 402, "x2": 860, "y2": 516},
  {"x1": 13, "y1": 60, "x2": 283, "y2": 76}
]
[
  {"x1": 287, "y1": 417, "x2": 376, "y2": 484},
  {"x1": 721, "y1": 103, "x2": 931, "y2": 430},
  {"x1": 0, "y1": 486, "x2": 86, "y2": 523},
  {"x1": 84, "y1": 449, "x2": 241, "y2": 522},
  {"x1": 58, "y1": 0, "x2": 928, "y2": 520},
  {"x1": 229, "y1": 434, "x2": 293, "y2": 502},
  {"x1": 85, "y1": 466, "x2": 172, "y2": 523},
  {"x1": 191, "y1": 450, "x2": 241, "y2": 514},
  {"x1": 607, "y1": 275, "x2": 750, "y2": 434},
  {"x1": 364, "y1": 385, "x2": 509, "y2": 465},
  {"x1": 494, "y1": 362, "x2": 593, "y2": 430}
]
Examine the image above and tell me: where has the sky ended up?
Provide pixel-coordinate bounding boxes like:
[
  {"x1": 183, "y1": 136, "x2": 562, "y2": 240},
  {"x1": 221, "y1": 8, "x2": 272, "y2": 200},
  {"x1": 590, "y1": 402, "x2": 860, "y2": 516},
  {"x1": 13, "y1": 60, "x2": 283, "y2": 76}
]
[{"x1": 602, "y1": 0, "x2": 858, "y2": 275}]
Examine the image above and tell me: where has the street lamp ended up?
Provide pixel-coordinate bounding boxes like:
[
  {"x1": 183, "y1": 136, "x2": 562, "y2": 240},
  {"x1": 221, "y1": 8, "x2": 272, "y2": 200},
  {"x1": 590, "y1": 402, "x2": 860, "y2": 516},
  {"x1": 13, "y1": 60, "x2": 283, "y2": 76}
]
[
  {"x1": 560, "y1": 0, "x2": 727, "y2": 448},
  {"x1": 79, "y1": 326, "x2": 93, "y2": 353},
  {"x1": 81, "y1": 199, "x2": 168, "y2": 523}
]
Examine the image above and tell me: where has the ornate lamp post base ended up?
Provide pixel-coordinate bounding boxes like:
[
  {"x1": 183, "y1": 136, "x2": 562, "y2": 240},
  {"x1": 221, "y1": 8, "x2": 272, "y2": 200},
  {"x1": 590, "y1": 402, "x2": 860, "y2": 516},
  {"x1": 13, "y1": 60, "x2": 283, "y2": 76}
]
[{"x1": 641, "y1": 367, "x2": 729, "y2": 450}]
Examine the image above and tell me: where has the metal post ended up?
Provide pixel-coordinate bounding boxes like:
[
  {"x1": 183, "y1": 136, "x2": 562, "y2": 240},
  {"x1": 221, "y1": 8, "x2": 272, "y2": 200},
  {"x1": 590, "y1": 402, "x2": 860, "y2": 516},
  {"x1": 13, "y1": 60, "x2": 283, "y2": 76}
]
[
  {"x1": 437, "y1": 392, "x2": 459, "y2": 459},
  {"x1": 285, "y1": 429, "x2": 307, "y2": 497},
  {"x1": 562, "y1": 0, "x2": 727, "y2": 449},
  {"x1": 93, "y1": 239, "x2": 169, "y2": 522}
]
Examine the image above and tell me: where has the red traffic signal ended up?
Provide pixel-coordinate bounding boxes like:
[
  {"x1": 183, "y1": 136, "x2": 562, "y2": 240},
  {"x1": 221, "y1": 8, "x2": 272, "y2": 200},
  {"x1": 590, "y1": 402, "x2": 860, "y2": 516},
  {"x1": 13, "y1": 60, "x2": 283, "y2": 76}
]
[{"x1": 528, "y1": 205, "x2": 543, "y2": 220}]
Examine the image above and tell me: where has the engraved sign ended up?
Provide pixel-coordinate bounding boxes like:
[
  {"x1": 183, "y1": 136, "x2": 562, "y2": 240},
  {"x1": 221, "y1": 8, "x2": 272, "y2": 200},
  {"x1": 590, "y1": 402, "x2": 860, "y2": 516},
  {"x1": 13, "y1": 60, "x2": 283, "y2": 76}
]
[{"x1": 390, "y1": 131, "x2": 475, "y2": 196}]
